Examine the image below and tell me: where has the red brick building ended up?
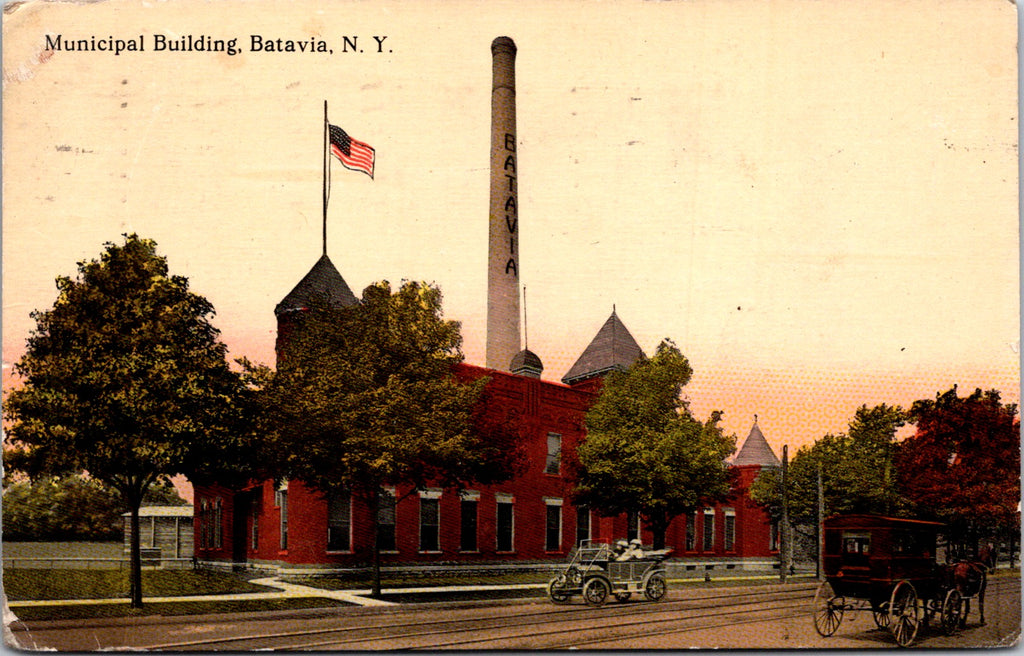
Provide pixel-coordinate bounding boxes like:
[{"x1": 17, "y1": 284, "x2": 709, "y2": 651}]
[
  {"x1": 192, "y1": 37, "x2": 781, "y2": 575},
  {"x1": 192, "y1": 256, "x2": 783, "y2": 574}
]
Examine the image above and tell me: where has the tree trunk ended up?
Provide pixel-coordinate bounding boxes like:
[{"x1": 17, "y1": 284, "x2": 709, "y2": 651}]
[
  {"x1": 128, "y1": 496, "x2": 144, "y2": 609},
  {"x1": 645, "y1": 509, "x2": 668, "y2": 550},
  {"x1": 651, "y1": 519, "x2": 667, "y2": 550}
]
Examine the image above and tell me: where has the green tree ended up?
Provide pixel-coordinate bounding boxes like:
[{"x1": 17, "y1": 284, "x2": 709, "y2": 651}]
[
  {"x1": 571, "y1": 340, "x2": 735, "y2": 549},
  {"x1": 2, "y1": 475, "x2": 187, "y2": 542},
  {"x1": 750, "y1": 404, "x2": 907, "y2": 543},
  {"x1": 896, "y1": 386, "x2": 1020, "y2": 557},
  {"x1": 4, "y1": 234, "x2": 249, "y2": 608},
  {"x1": 261, "y1": 281, "x2": 523, "y2": 596}
]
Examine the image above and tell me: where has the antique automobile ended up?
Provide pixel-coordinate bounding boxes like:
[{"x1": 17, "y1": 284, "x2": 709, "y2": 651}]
[{"x1": 546, "y1": 539, "x2": 672, "y2": 607}]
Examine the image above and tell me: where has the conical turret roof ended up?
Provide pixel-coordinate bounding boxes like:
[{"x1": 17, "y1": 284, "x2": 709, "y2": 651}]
[
  {"x1": 561, "y1": 309, "x2": 644, "y2": 385},
  {"x1": 275, "y1": 254, "x2": 359, "y2": 316},
  {"x1": 731, "y1": 420, "x2": 781, "y2": 467}
]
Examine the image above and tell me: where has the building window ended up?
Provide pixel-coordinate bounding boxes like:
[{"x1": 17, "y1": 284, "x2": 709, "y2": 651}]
[
  {"x1": 627, "y1": 510, "x2": 641, "y2": 542},
  {"x1": 213, "y1": 498, "x2": 223, "y2": 549},
  {"x1": 703, "y1": 509, "x2": 715, "y2": 551},
  {"x1": 378, "y1": 489, "x2": 397, "y2": 552},
  {"x1": 544, "y1": 498, "x2": 562, "y2": 552},
  {"x1": 496, "y1": 497, "x2": 514, "y2": 552},
  {"x1": 724, "y1": 508, "x2": 736, "y2": 552},
  {"x1": 576, "y1": 506, "x2": 591, "y2": 545},
  {"x1": 250, "y1": 496, "x2": 261, "y2": 551},
  {"x1": 275, "y1": 488, "x2": 288, "y2": 550},
  {"x1": 686, "y1": 512, "x2": 697, "y2": 551},
  {"x1": 327, "y1": 492, "x2": 352, "y2": 552},
  {"x1": 419, "y1": 493, "x2": 441, "y2": 552},
  {"x1": 460, "y1": 497, "x2": 478, "y2": 552},
  {"x1": 545, "y1": 433, "x2": 562, "y2": 474},
  {"x1": 199, "y1": 499, "x2": 209, "y2": 549}
]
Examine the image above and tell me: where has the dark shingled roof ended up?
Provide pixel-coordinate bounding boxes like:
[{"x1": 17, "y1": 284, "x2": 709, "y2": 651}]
[
  {"x1": 731, "y1": 421, "x2": 781, "y2": 467},
  {"x1": 561, "y1": 309, "x2": 644, "y2": 385},
  {"x1": 274, "y1": 254, "x2": 359, "y2": 316}
]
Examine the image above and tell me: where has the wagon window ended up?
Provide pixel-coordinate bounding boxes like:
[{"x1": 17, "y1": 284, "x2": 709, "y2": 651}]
[
  {"x1": 841, "y1": 531, "x2": 870, "y2": 555},
  {"x1": 893, "y1": 529, "x2": 933, "y2": 557}
]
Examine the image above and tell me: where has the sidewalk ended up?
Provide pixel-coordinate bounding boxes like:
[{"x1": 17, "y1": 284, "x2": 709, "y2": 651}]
[{"x1": 7, "y1": 577, "x2": 397, "y2": 609}]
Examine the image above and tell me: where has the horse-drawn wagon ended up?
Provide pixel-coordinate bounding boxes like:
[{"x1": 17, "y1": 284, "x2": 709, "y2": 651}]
[
  {"x1": 814, "y1": 514, "x2": 987, "y2": 647},
  {"x1": 546, "y1": 539, "x2": 671, "y2": 607}
]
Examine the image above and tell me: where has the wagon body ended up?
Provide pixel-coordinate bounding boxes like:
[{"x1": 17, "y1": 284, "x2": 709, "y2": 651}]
[
  {"x1": 814, "y1": 514, "x2": 968, "y2": 647},
  {"x1": 823, "y1": 514, "x2": 945, "y2": 605}
]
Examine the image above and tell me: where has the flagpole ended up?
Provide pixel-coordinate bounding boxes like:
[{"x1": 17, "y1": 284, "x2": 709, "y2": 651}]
[{"x1": 322, "y1": 100, "x2": 329, "y2": 257}]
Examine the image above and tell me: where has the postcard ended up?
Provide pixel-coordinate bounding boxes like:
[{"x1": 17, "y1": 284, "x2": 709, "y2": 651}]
[{"x1": 2, "y1": 0, "x2": 1019, "y2": 650}]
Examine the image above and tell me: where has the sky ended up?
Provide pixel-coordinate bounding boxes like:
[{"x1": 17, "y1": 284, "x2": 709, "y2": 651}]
[{"x1": 2, "y1": 0, "x2": 1019, "y2": 464}]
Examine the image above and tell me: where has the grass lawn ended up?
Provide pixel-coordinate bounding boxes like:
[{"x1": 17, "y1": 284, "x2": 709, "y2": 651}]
[
  {"x1": 11, "y1": 597, "x2": 353, "y2": 623},
  {"x1": 3, "y1": 568, "x2": 274, "y2": 601},
  {"x1": 290, "y1": 570, "x2": 555, "y2": 590}
]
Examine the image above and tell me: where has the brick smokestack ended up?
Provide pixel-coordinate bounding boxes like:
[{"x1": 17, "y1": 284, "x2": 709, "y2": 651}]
[{"x1": 486, "y1": 36, "x2": 521, "y2": 371}]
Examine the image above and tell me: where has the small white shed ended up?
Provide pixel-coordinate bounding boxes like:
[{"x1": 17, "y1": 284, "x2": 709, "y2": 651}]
[{"x1": 122, "y1": 505, "x2": 194, "y2": 562}]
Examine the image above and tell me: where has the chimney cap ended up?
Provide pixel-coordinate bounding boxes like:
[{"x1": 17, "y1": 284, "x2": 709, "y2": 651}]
[{"x1": 491, "y1": 36, "x2": 517, "y2": 55}]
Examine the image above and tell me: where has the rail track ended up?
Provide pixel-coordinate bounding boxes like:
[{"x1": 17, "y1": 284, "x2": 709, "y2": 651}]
[{"x1": 145, "y1": 583, "x2": 818, "y2": 650}]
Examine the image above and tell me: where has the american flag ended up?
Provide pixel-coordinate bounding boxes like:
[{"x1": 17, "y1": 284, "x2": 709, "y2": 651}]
[{"x1": 328, "y1": 125, "x2": 375, "y2": 179}]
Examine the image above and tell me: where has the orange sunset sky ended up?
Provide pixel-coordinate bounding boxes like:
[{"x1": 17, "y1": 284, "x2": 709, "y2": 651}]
[{"x1": 2, "y1": 0, "x2": 1019, "y2": 467}]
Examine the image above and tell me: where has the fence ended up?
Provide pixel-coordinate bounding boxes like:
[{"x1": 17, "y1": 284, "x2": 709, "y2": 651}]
[{"x1": 3, "y1": 550, "x2": 194, "y2": 570}]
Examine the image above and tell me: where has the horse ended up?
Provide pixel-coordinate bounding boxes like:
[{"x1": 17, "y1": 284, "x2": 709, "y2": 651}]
[{"x1": 949, "y1": 550, "x2": 990, "y2": 627}]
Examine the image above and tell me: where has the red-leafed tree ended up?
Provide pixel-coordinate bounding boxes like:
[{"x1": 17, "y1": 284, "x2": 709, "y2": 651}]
[{"x1": 896, "y1": 386, "x2": 1020, "y2": 559}]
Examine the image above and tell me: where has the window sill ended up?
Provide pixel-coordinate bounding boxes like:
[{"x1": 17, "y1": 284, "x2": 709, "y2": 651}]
[
  {"x1": 459, "y1": 550, "x2": 480, "y2": 554},
  {"x1": 326, "y1": 550, "x2": 353, "y2": 555},
  {"x1": 418, "y1": 550, "x2": 443, "y2": 554}
]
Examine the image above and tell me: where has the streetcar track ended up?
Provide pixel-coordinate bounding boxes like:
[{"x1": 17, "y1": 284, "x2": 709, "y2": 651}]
[
  {"x1": 149, "y1": 586, "x2": 816, "y2": 651},
  {"x1": 205, "y1": 577, "x2": 1015, "y2": 650},
  {"x1": 372, "y1": 578, "x2": 1020, "y2": 651},
  {"x1": 366, "y1": 600, "x2": 811, "y2": 650},
  {"x1": 565, "y1": 609, "x2": 810, "y2": 650}
]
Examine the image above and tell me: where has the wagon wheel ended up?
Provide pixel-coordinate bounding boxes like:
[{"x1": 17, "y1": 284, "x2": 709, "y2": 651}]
[
  {"x1": 547, "y1": 576, "x2": 571, "y2": 604},
  {"x1": 888, "y1": 581, "x2": 920, "y2": 647},
  {"x1": 813, "y1": 580, "x2": 844, "y2": 637},
  {"x1": 582, "y1": 577, "x2": 610, "y2": 607},
  {"x1": 644, "y1": 574, "x2": 667, "y2": 602},
  {"x1": 613, "y1": 592, "x2": 632, "y2": 603},
  {"x1": 940, "y1": 588, "x2": 964, "y2": 636},
  {"x1": 873, "y1": 601, "x2": 891, "y2": 629}
]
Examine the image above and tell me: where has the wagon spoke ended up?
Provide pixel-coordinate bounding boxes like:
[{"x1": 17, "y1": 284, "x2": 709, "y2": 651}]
[
  {"x1": 888, "y1": 581, "x2": 920, "y2": 647},
  {"x1": 813, "y1": 581, "x2": 844, "y2": 637},
  {"x1": 941, "y1": 588, "x2": 964, "y2": 635}
]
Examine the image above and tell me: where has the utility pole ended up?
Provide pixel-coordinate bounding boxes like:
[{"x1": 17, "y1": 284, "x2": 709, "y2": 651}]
[
  {"x1": 817, "y1": 463, "x2": 824, "y2": 580},
  {"x1": 780, "y1": 444, "x2": 789, "y2": 583}
]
